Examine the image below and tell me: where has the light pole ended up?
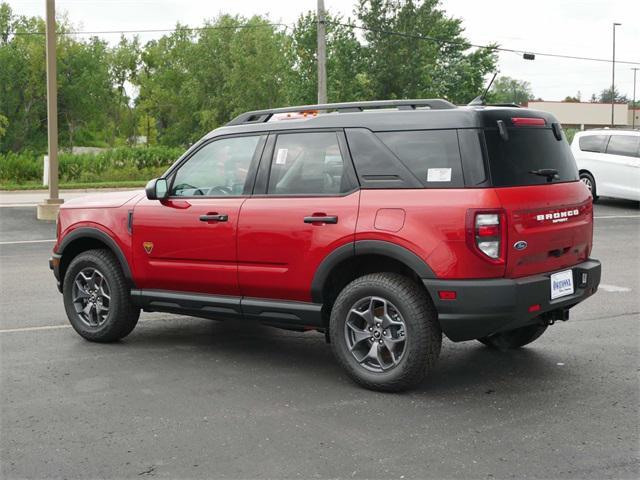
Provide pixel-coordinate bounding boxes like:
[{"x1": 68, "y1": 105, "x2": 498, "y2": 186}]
[
  {"x1": 632, "y1": 68, "x2": 638, "y2": 129},
  {"x1": 611, "y1": 22, "x2": 621, "y2": 127},
  {"x1": 317, "y1": 0, "x2": 327, "y2": 104},
  {"x1": 37, "y1": 0, "x2": 63, "y2": 221}
]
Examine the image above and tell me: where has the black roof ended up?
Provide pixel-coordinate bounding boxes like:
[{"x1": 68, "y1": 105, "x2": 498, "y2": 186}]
[{"x1": 204, "y1": 100, "x2": 561, "y2": 140}]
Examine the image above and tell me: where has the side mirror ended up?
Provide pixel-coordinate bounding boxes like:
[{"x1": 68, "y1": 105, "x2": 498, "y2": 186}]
[{"x1": 145, "y1": 178, "x2": 169, "y2": 200}]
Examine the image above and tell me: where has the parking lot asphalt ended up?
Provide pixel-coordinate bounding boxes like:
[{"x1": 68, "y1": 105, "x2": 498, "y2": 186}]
[{"x1": 1, "y1": 197, "x2": 639, "y2": 479}]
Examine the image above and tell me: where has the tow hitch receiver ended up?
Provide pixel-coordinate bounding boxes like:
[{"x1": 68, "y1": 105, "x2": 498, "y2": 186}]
[{"x1": 541, "y1": 308, "x2": 570, "y2": 325}]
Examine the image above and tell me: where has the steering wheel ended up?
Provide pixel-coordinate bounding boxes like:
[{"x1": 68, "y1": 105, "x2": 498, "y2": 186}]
[{"x1": 208, "y1": 186, "x2": 232, "y2": 196}]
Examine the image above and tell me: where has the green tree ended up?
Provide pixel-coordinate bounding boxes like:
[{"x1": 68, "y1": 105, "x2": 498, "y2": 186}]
[
  {"x1": 597, "y1": 86, "x2": 628, "y2": 104},
  {"x1": 109, "y1": 36, "x2": 141, "y2": 145},
  {"x1": 57, "y1": 35, "x2": 115, "y2": 147},
  {"x1": 0, "y1": 3, "x2": 48, "y2": 152},
  {"x1": 487, "y1": 76, "x2": 533, "y2": 105},
  {"x1": 355, "y1": 0, "x2": 497, "y2": 103},
  {"x1": 286, "y1": 12, "x2": 370, "y2": 104}
]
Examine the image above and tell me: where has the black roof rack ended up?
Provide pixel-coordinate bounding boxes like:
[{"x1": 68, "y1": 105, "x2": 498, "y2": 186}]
[{"x1": 226, "y1": 99, "x2": 456, "y2": 126}]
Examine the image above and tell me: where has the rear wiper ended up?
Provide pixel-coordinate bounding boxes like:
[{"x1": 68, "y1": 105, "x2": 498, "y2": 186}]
[{"x1": 529, "y1": 168, "x2": 559, "y2": 182}]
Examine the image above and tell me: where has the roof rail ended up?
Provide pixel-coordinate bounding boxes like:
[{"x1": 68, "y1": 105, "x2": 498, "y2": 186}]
[{"x1": 226, "y1": 99, "x2": 456, "y2": 126}]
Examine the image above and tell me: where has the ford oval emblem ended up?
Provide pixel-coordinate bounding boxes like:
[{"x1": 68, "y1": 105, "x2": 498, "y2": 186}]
[{"x1": 514, "y1": 240, "x2": 528, "y2": 251}]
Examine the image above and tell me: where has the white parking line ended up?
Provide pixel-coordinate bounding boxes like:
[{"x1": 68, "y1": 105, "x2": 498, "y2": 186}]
[
  {"x1": 0, "y1": 324, "x2": 71, "y2": 334},
  {"x1": 0, "y1": 317, "x2": 166, "y2": 334},
  {"x1": 599, "y1": 284, "x2": 632, "y2": 293},
  {"x1": 0, "y1": 239, "x2": 56, "y2": 245}
]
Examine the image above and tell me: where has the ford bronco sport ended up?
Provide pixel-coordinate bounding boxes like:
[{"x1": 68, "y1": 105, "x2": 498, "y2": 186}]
[{"x1": 50, "y1": 99, "x2": 601, "y2": 392}]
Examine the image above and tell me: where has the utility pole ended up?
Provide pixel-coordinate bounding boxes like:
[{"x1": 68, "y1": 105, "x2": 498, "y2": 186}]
[
  {"x1": 611, "y1": 22, "x2": 621, "y2": 128},
  {"x1": 632, "y1": 68, "x2": 638, "y2": 129},
  {"x1": 37, "y1": 0, "x2": 63, "y2": 221},
  {"x1": 317, "y1": 0, "x2": 327, "y2": 105}
]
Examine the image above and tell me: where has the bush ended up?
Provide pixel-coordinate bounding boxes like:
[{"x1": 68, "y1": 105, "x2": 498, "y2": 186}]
[{"x1": 0, "y1": 146, "x2": 183, "y2": 185}]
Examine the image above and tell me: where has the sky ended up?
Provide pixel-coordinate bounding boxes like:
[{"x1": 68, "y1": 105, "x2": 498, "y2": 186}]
[{"x1": 7, "y1": 0, "x2": 640, "y2": 102}]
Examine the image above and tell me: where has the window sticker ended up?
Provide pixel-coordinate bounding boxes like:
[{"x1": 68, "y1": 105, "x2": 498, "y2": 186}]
[
  {"x1": 427, "y1": 167, "x2": 452, "y2": 182},
  {"x1": 275, "y1": 148, "x2": 288, "y2": 165}
]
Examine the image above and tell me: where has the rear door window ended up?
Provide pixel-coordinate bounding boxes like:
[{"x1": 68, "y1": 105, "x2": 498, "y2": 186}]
[
  {"x1": 605, "y1": 135, "x2": 640, "y2": 158},
  {"x1": 483, "y1": 128, "x2": 578, "y2": 187},
  {"x1": 578, "y1": 134, "x2": 608, "y2": 153},
  {"x1": 375, "y1": 130, "x2": 464, "y2": 188}
]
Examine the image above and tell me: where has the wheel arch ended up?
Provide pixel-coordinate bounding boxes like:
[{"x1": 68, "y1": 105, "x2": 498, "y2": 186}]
[
  {"x1": 57, "y1": 227, "x2": 134, "y2": 288},
  {"x1": 311, "y1": 240, "x2": 437, "y2": 315}
]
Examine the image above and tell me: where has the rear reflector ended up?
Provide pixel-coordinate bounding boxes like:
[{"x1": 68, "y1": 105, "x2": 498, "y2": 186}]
[
  {"x1": 528, "y1": 304, "x2": 541, "y2": 313},
  {"x1": 511, "y1": 117, "x2": 546, "y2": 126},
  {"x1": 438, "y1": 290, "x2": 457, "y2": 300}
]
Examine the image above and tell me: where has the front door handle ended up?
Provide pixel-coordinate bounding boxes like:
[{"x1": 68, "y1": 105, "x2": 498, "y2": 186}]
[
  {"x1": 304, "y1": 215, "x2": 338, "y2": 224},
  {"x1": 199, "y1": 214, "x2": 228, "y2": 222}
]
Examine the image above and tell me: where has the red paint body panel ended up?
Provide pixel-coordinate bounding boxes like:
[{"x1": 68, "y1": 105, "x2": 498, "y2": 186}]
[
  {"x1": 55, "y1": 192, "x2": 143, "y2": 273},
  {"x1": 132, "y1": 197, "x2": 245, "y2": 295},
  {"x1": 237, "y1": 192, "x2": 360, "y2": 301},
  {"x1": 356, "y1": 189, "x2": 506, "y2": 279},
  {"x1": 494, "y1": 181, "x2": 593, "y2": 278},
  {"x1": 55, "y1": 181, "x2": 594, "y2": 302}
]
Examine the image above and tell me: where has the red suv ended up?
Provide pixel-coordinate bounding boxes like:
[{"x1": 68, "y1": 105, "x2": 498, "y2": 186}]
[{"x1": 50, "y1": 99, "x2": 601, "y2": 391}]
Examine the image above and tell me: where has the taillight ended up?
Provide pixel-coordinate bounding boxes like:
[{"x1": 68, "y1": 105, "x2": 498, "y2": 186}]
[{"x1": 466, "y1": 209, "x2": 506, "y2": 264}]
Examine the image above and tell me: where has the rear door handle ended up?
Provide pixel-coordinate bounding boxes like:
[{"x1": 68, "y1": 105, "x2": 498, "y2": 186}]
[
  {"x1": 304, "y1": 215, "x2": 338, "y2": 224},
  {"x1": 199, "y1": 214, "x2": 228, "y2": 222}
]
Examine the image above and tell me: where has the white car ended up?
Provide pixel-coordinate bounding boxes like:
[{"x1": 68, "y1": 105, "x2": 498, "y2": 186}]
[{"x1": 571, "y1": 129, "x2": 640, "y2": 202}]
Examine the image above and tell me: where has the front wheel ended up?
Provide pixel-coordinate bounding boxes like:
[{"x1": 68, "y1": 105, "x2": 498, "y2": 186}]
[
  {"x1": 478, "y1": 324, "x2": 547, "y2": 350},
  {"x1": 63, "y1": 249, "x2": 140, "y2": 343},
  {"x1": 330, "y1": 273, "x2": 442, "y2": 392}
]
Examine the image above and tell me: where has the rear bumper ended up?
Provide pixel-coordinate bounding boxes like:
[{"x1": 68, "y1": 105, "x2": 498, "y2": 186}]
[{"x1": 423, "y1": 259, "x2": 601, "y2": 342}]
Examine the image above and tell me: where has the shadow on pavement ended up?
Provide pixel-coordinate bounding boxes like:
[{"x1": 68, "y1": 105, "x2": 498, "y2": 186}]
[{"x1": 113, "y1": 317, "x2": 563, "y2": 395}]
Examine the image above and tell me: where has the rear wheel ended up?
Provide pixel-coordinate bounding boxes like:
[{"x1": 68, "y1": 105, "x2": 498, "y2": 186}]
[
  {"x1": 63, "y1": 249, "x2": 140, "y2": 342},
  {"x1": 579, "y1": 171, "x2": 598, "y2": 202},
  {"x1": 478, "y1": 324, "x2": 547, "y2": 350},
  {"x1": 330, "y1": 273, "x2": 441, "y2": 392}
]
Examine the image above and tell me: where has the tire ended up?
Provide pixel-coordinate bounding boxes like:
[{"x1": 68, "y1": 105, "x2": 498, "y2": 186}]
[
  {"x1": 63, "y1": 249, "x2": 140, "y2": 343},
  {"x1": 579, "y1": 171, "x2": 598, "y2": 202},
  {"x1": 478, "y1": 324, "x2": 547, "y2": 351},
  {"x1": 329, "y1": 273, "x2": 442, "y2": 392}
]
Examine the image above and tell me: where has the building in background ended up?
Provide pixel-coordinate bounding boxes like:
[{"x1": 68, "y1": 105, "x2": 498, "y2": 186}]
[{"x1": 525, "y1": 101, "x2": 634, "y2": 130}]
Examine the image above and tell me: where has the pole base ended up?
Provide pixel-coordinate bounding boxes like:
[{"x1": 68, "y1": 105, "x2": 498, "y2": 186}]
[{"x1": 37, "y1": 198, "x2": 64, "y2": 221}]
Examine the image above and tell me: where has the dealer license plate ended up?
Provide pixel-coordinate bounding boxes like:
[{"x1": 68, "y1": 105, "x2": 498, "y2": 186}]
[{"x1": 550, "y1": 269, "x2": 574, "y2": 300}]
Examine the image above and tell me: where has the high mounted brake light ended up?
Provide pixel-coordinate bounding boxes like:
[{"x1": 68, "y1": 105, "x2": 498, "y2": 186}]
[
  {"x1": 511, "y1": 117, "x2": 546, "y2": 126},
  {"x1": 465, "y1": 209, "x2": 506, "y2": 264}
]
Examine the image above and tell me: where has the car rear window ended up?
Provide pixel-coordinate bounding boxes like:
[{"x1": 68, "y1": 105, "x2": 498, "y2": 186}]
[
  {"x1": 483, "y1": 128, "x2": 578, "y2": 187},
  {"x1": 375, "y1": 130, "x2": 464, "y2": 188},
  {"x1": 578, "y1": 134, "x2": 608, "y2": 153}
]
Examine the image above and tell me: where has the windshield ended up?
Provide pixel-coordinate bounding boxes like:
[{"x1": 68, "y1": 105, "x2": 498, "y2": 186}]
[{"x1": 483, "y1": 128, "x2": 578, "y2": 187}]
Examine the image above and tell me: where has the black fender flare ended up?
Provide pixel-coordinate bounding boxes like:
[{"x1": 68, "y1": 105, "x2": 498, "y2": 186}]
[
  {"x1": 57, "y1": 227, "x2": 134, "y2": 286},
  {"x1": 310, "y1": 240, "x2": 436, "y2": 303}
]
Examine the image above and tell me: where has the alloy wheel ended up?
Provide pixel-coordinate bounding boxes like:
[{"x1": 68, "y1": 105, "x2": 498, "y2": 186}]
[
  {"x1": 344, "y1": 296, "x2": 407, "y2": 372},
  {"x1": 72, "y1": 267, "x2": 111, "y2": 327}
]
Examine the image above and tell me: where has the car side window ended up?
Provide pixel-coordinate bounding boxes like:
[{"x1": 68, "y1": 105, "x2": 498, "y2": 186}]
[
  {"x1": 578, "y1": 135, "x2": 608, "y2": 153},
  {"x1": 605, "y1": 135, "x2": 640, "y2": 158},
  {"x1": 170, "y1": 136, "x2": 262, "y2": 197},
  {"x1": 267, "y1": 132, "x2": 350, "y2": 195}
]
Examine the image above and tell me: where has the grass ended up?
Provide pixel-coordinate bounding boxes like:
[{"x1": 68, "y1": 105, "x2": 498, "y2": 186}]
[{"x1": 0, "y1": 180, "x2": 148, "y2": 191}]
